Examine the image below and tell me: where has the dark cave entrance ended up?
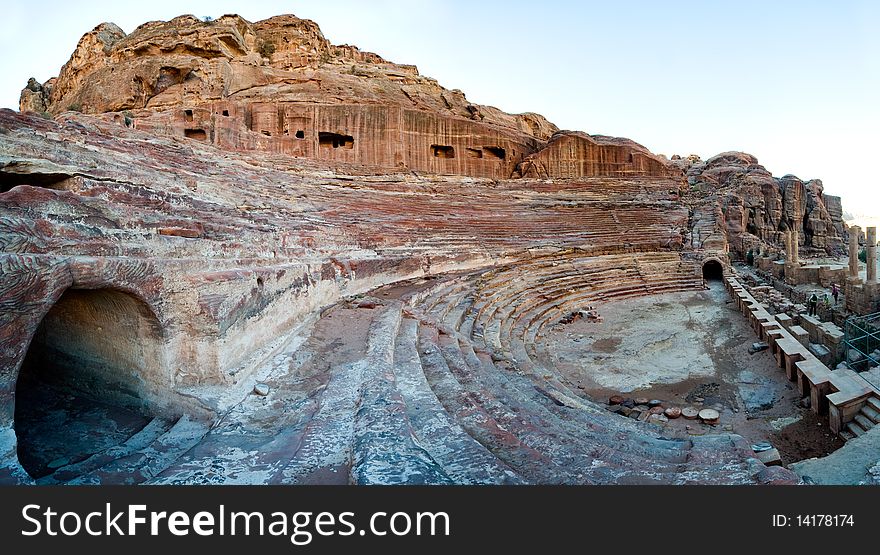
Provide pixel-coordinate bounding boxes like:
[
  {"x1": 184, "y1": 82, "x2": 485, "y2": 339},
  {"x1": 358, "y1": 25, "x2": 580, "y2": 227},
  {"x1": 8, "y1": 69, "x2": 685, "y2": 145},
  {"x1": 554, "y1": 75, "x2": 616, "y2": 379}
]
[
  {"x1": 702, "y1": 259, "x2": 724, "y2": 280},
  {"x1": 431, "y1": 145, "x2": 455, "y2": 158},
  {"x1": 184, "y1": 128, "x2": 207, "y2": 141},
  {"x1": 482, "y1": 146, "x2": 506, "y2": 160},
  {"x1": 319, "y1": 132, "x2": 354, "y2": 149},
  {"x1": 0, "y1": 172, "x2": 71, "y2": 193},
  {"x1": 14, "y1": 289, "x2": 164, "y2": 479}
]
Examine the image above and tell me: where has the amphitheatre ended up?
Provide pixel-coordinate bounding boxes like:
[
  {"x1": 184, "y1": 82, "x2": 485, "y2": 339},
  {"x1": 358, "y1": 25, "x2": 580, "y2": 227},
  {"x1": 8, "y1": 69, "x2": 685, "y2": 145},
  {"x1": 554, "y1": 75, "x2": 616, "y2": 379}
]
[{"x1": 1, "y1": 13, "x2": 879, "y2": 485}]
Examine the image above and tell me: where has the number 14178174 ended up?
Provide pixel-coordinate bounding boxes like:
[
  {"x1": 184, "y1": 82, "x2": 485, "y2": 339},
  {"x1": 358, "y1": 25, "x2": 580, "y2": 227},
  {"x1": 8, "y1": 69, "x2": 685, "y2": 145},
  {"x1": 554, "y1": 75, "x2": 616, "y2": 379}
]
[{"x1": 797, "y1": 515, "x2": 854, "y2": 527}]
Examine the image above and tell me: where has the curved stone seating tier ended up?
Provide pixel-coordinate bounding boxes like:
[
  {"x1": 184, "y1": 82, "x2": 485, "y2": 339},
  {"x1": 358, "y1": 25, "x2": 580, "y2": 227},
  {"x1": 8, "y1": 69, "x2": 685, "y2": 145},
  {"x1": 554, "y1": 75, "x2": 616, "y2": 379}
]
[
  {"x1": 199, "y1": 251, "x2": 776, "y2": 484},
  {"x1": 400, "y1": 309, "x2": 767, "y2": 483},
  {"x1": 167, "y1": 251, "x2": 767, "y2": 484},
  {"x1": 410, "y1": 253, "x2": 703, "y2": 373},
  {"x1": 0, "y1": 110, "x2": 794, "y2": 484}
]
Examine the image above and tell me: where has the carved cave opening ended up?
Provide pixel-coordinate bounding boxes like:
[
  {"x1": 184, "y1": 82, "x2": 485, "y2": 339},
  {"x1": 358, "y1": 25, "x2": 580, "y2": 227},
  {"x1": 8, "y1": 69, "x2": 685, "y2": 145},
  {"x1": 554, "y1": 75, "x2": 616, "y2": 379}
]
[
  {"x1": 482, "y1": 146, "x2": 506, "y2": 160},
  {"x1": 747, "y1": 208, "x2": 758, "y2": 235},
  {"x1": 184, "y1": 109, "x2": 193, "y2": 122},
  {"x1": 295, "y1": 130, "x2": 305, "y2": 139},
  {"x1": 156, "y1": 67, "x2": 186, "y2": 95},
  {"x1": 319, "y1": 132, "x2": 354, "y2": 149},
  {"x1": 431, "y1": 145, "x2": 455, "y2": 159},
  {"x1": 702, "y1": 259, "x2": 724, "y2": 280},
  {"x1": 222, "y1": 110, "x2": 230, "y2": 117},
  {"x1": 0, "y1": 172, "x2": 72, "y2": 194},
  {"x1": 184, "y1": 129, "x2": 207, "y2": 141},
  {"x1": 14, "y1": 289, "x2": 165, "y2": 479},
  {"x1": 466, "y1": 148, "x2": 483, "y2": 159}
]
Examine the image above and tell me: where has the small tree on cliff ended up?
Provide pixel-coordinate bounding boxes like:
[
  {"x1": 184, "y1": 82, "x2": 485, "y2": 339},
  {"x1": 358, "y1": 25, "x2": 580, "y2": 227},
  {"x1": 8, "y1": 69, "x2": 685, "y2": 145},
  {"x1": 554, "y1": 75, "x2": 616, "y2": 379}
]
[{"x1": 257, "y1": 40, "x2": 276, "y2": 58}]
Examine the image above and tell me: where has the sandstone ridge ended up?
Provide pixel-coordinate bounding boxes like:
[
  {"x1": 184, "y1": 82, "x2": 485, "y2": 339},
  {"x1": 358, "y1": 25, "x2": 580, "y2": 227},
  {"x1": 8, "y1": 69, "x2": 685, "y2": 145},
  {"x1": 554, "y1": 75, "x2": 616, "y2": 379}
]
[
  {"x1": 19, "y1": 13, "x2": 672, "y2": 180},
  {"x1": 673, "y1": 151, "x2": 845, "y2": 254}
]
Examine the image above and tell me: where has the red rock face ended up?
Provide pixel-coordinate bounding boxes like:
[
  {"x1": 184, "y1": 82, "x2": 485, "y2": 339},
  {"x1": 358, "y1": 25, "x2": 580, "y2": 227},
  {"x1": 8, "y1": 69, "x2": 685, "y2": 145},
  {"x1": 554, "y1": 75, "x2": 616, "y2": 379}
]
[
  {"x1": 19, "y1": 13, "x2": 676, "y2": 180},
  {"x1": 0, "y1": 14, "x2": 825, "y2": 486},
  {"x1": 137, "y1": 102, "x2": 543, "y2": 179},
  {"x1": 521, "y1": 131, "x2": 678, "y2": 179},
  {"x1": 675, "y1": 151, "x2": 846, "y2": 256},
  {"x1": 0, "y1": 106, "x2": 695, "y2": 483}
]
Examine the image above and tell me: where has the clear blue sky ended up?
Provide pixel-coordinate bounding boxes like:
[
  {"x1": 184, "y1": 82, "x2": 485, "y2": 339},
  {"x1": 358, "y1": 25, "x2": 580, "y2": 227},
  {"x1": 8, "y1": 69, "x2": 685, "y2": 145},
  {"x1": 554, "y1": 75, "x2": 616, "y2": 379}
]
[{"x1": 2, "y1": 1, "x2": 877, "y2": 220}]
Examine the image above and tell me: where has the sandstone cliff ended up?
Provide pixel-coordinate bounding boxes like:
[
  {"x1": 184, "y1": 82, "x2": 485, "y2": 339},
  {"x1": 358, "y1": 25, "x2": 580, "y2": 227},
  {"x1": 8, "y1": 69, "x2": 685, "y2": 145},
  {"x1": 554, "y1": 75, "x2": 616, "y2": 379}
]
[
  {"x1": 677, "y1": 152, "x2": 845, "y2": 255},
  {"x1": 15, "y1": 12, "x2": 846, "y2": 256},
  {"x1": 520, "y1": 131, "x2": 677, "y2": 179},
  {"x1": 19, "y1": 14, "x2": 680, "y2": 180},
  {"x1": 0, "y1": 12, "x2": 833, "y2": 486}
]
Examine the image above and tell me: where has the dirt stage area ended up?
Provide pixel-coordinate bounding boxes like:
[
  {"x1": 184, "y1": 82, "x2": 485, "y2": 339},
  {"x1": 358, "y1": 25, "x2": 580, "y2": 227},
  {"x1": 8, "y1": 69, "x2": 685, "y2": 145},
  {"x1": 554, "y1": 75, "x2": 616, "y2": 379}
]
[{"x1": 539, "y1": 281, "x2": 844, "y2": 464}]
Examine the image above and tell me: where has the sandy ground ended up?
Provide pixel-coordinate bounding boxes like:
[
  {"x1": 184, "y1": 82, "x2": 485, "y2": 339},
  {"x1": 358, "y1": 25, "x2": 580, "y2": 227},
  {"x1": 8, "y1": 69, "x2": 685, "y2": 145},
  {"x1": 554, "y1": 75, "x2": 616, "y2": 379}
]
[{"x1": 539, "y1": 281, "x2": 843, "y2": 464}]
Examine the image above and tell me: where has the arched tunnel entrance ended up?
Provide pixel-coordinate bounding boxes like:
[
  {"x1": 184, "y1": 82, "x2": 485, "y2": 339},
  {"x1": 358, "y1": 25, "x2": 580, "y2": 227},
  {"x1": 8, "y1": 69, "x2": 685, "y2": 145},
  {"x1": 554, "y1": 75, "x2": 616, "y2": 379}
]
[
  {"x1": 702, "y1": 259, "x2": 724, "y2": 280},
  {"x1": 14, "y1": 288, "x2": 165, "y2": 479}
]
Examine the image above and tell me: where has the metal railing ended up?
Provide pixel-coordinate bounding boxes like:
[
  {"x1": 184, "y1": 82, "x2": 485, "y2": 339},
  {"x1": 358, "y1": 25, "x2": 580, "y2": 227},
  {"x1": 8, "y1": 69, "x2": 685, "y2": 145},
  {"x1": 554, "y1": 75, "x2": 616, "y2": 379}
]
[{"x1": 844, "y1": 312, "x2": 880, "y2": 390}]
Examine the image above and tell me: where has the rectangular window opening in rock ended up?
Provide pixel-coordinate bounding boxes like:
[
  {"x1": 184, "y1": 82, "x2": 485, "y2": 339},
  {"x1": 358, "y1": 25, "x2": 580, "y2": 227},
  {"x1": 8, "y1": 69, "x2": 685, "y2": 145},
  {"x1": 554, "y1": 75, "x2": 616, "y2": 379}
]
[
  {"x1": 466, "y1": 148, "x2": 483, "y2": 159},
  {"x1": 319, "y1": 132, "x2": 354, "y2": 149},
  {"x1": 295, "y1": 130, "x2": 305, "y2": 139},
  {"x1": 222, "y1": 110, "x2": 229, "y2": 117},
  {"x1": 432, "y1": 145, "x2": 455, "y2": 159},
  {"x1": 184, "y1": 109, "x2": 193, "y2": 122}
]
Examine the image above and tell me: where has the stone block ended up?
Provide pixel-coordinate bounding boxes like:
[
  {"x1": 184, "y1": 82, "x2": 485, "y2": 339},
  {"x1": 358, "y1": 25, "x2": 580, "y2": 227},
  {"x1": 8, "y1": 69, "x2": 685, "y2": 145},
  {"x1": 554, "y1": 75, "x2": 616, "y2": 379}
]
[
  {"x1": 789, "y1": 325, "x2": 809, "y2": 347},
  {"x1": 808, "y1": 343, "x2": 832, "y2": 366},
  {"x1": 755, "y1": 447, "x2": 782, "y2": 466},
  {"x1": 798, "y1": 314, "x2": 822, "y2": 343},
  {"x1": 771, "y1": 261, "x2": 786, "y2": 279},
  {"x1": 775, "y1": 313, "x2": 793, "y2": 330}
]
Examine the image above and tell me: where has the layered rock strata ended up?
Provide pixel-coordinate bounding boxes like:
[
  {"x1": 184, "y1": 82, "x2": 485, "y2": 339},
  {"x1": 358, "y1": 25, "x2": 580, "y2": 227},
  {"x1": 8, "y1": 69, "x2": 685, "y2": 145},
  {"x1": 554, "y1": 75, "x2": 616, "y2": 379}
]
[
  {"x1": 0, "y1": 13, "x2": 845, "y2": 485},
  {"x1": 19, "y1": 14, "x2": 674, "y2": 180},
  {"x1": 676, "y1": 152, "x2": 846, "y2": 256}
]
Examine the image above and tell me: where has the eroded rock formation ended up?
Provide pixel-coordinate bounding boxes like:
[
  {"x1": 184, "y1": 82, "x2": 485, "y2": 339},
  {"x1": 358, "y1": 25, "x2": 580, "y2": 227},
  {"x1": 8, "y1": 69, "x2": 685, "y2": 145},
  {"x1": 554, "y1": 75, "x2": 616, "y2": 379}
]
[
  {"x1": 18, "y1": 14, "x2": 680, "y2": 180},
  {"x1": 0, "y1": 108, "x2": 697, "y2": 484},
  {"x1": 677, "y1": 152, "x2": 846, "y2": 256},
  {"x1": 1, "y1": 12, "x2": 848, "y2": 486},
  {"x1": 519, "y1": 131, "x2": 675, "y2": 179}
]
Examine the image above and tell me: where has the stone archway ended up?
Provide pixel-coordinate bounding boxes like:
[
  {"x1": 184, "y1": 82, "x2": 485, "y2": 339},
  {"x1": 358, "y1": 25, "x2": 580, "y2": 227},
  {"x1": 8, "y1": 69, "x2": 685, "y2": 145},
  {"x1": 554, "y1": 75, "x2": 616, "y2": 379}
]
[
  {"x1": 13, "y1": 288, "x2": 166, "y2": 479},
  {"x1": 702, "y1": 258, "x2": 724, "y2": 280}
]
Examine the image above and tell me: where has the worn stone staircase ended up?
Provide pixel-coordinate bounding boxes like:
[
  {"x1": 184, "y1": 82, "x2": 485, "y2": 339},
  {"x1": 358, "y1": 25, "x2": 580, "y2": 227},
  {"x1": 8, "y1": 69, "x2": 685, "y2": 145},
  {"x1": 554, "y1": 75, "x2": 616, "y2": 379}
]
[{"x1": 840, "y1": 397, "x2": 880, "y2": 441}]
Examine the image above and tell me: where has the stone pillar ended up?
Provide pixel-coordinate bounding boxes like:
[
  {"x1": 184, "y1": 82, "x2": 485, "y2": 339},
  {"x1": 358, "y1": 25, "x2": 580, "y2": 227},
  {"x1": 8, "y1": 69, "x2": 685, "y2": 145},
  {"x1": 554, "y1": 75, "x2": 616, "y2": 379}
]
[
  {"x1": 791, "y1": 230, "x2": 799, "y2": 264},
  {"x1": 849, "y1": 226, "x2": 861, "y2": 278},
  {"x1": 784, "y1": 231, "x2": 792, "y2": 260},
  {"x1": 868, "y1": 227, "x2": 877, "y2": 284}
]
